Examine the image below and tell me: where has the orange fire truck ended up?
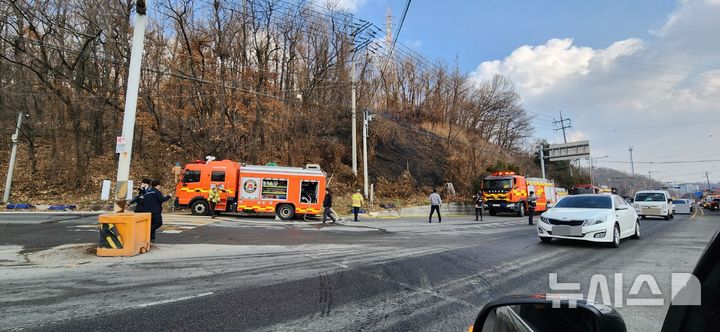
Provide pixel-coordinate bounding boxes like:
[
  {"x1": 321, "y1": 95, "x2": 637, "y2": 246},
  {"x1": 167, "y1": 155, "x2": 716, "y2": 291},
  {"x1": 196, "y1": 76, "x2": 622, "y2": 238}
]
[
  {"x1": 482, "y1": 171, "x2": 556, "y2": 216},
  {"x1": 174, "y1": 160, "x2": 326, "y2": 220}
]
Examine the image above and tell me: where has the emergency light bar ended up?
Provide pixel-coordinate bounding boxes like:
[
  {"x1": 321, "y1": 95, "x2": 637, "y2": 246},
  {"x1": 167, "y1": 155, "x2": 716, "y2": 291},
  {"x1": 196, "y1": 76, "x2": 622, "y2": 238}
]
[{"x1": 491, "y1": 171, "x2": 516, "y2": 176}]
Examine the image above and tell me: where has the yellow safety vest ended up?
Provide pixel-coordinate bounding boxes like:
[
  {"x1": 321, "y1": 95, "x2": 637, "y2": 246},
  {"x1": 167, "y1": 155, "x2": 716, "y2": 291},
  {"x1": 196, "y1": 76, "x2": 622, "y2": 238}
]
[
  {"x1": 208, "y1": 189, "x2": 220, "y2": 203},
  {"x1": 352, "y1": 193, "x2": 364, "y2": 207}
]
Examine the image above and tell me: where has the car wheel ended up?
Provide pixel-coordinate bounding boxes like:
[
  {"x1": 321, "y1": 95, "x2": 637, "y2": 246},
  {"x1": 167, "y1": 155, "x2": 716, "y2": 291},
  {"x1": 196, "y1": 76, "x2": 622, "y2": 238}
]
[
  {"x1": 608, "y1": 224, "x2": 620, "y2": 248},
  {"x1": 276, "y1": 204, "x2": 295, "y2": 220},
  {"x1": 664, "y1": 213, "x2": 671, "y2": 220},
  {"x1": 670, "y1": 213, "x2": 674, "y2": 219},
  {"x1": 190, "y1": 200, "x2": 210, "y2": 216},
  {"x1": 539, "y1": 236, "x2": 552, "y2": 243},
  {"x1": 631, "y1": 220, "x2": 640, "y2": 239}
]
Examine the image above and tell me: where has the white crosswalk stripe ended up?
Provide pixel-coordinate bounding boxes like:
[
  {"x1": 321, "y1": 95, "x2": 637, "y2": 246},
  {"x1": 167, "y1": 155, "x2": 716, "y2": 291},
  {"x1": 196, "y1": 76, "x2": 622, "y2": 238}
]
[
  {"x1": 67, "y1": 214, "x2": 218, "y2": 234},
  {"x1": 160, "y1": 214, "x2": 217, "y2": 234}
]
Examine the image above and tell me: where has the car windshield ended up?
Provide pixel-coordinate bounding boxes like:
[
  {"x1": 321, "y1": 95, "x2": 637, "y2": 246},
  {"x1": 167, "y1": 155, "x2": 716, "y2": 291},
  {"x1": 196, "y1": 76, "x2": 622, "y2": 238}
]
[
  {"x1": 635, "y1": 193, "x2": 667, "y2": 202},
  {"x1": 484, "y1": 179, "x2": 512, "y2": 190},
  {"x1": 553, "y1": 196, "x2": 612, "y2": 209},
  {"x1": 673, "y1": 200, "x2": 686, "y2": 204}
]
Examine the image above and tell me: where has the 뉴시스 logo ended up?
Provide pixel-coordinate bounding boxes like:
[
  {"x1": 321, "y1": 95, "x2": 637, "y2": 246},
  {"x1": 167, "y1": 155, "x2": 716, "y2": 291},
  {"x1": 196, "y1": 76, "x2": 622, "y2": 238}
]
[
  {"x1": 243, "y1": 179, "x2": 258, "y2": 194},
  {"x1": 548, "y1": 272, "x2": 701, "y2": 308}
]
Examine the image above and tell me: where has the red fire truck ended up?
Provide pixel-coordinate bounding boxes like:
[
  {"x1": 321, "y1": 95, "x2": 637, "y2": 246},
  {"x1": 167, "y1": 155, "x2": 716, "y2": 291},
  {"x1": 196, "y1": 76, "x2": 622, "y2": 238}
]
[{"x1": 174, "y1": 160, "x2": 327, "y2": 220}]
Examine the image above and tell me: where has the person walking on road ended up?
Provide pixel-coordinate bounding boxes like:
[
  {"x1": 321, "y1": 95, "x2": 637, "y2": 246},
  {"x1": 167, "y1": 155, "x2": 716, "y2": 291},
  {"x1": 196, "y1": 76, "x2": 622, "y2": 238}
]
[
  {"x1": 351, "y1": 189, "x2": 364, "y2": 222},
  {"x1": 323, "y1": 188, "x2": 337, "y2": 224},
  {"x1": 527, "y1": 191, "x2": 538, "y2": 225},
  {"x1": 144, "y1": 180, "x2": 172, "y2": 242},
  {"x1": 208, "y1": 184, "x2": 220, "y2": 219},
  {"x1": 473, "y1": 190, "x2": 484, "y2": 222},
  {"x1": 429, "y1": 188, "x2": 442, "y2": 223}
]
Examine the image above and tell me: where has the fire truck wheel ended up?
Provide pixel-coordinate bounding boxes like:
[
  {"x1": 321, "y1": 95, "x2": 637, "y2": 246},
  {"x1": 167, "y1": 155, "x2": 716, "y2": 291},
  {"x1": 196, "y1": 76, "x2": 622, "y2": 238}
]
[
  {"x1": 489, "y1": 210, "x2": 497, "y2": 216},
  {"x1": 517, "y1": 205, "x2": 525, "y2": 217},
  {"x1": 190, "y1": 200, "x2": 210, "y2": 216},
  {"x1": 276, "y1": 204, "x2": 295, "y2": 220}
]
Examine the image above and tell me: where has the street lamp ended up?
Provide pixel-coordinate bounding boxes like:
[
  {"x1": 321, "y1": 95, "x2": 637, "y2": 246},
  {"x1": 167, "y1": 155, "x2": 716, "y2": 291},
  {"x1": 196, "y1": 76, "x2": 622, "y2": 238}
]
[
  {"x1": 590, "y1": 155, "x2": 608, "y2": 186},
  {"x1": 648, "y1": 171, "x2": 665, "y2": 190}
]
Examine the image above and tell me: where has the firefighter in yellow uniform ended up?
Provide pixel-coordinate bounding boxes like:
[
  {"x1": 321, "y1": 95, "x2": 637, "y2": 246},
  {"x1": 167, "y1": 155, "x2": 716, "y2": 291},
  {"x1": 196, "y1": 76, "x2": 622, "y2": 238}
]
[
  {"x1": 351, "y1": 189, "x2": 364, "y2": 222},
  {"x1": 208, "y1": 184, "x2": 221, "y2": 219}
]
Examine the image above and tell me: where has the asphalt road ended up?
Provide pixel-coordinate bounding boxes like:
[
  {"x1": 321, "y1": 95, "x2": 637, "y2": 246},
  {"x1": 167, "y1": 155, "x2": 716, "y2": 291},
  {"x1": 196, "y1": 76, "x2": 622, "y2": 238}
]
[{"x1": 1, "y1": 209, "x2": 718, "y2": 331}]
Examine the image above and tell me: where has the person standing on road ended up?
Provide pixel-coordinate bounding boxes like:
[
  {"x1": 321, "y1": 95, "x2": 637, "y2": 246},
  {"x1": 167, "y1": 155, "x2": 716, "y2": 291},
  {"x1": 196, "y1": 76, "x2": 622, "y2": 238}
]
[
  {"x1": 473, "y1": 190, "x2": 484, "y2": 222},
  {"x1": 323, "y1": 188, "x2": 337, "y2": 224},
  {"x1": 130, "y1": 178, "x2": 152, "y2": 212},
  {"x1": 208, "y1": 184, "x2": 220, "y2": 219},
  {"x1": 351, "y1": 189, "x2": 364, "y2": 222},
  {"x1": 429, "y1": 188, "x2": 442, "y2": 223},
  {"x1": 171, "y1": 162, "x2": 183, "y2": 184},
  {"x1": 144, "y1": 180, "x2": 172, "y2": 242},
  {"x1": 527, "y1": 191, "x2": 538, "y2": 225}
]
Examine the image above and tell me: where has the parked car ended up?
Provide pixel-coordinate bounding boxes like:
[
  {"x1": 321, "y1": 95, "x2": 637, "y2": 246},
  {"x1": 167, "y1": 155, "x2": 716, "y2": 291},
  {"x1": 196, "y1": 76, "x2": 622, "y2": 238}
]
[
  {"x1": 538, "y1": 194, "x2": 639, "y2": 248},
  {"x1": 634, "y1": 190, "x2": 674, "y2": 220},
  {"x1": 470, "y1": 228, "x2": 720, "y2": 332}
]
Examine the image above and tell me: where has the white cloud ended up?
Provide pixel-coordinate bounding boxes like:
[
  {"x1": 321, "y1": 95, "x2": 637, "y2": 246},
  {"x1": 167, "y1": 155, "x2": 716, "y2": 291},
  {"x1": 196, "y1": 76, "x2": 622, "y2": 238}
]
[
  {"x1": 471, "y1": 38, "x2": 643, "y2": 95},
  {"x1": 313, "y1": 0, "x2": 367, "y2": 12},
  {"x1": 470, "y1": 0, "x2": 720, "y2": 183},
  {"x1": 567, "y1": 130, "x2": 588, "y2": 143}
]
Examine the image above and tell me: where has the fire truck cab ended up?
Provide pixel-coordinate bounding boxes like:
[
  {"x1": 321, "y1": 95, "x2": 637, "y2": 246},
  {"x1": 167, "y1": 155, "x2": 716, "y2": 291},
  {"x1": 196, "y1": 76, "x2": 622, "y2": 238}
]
[
  {"x1": 174, "y1": 160, "x2": 326, "y2": 220},
  {"x1": 482, "y1": 171, "x2": 555, "y2": 217}
]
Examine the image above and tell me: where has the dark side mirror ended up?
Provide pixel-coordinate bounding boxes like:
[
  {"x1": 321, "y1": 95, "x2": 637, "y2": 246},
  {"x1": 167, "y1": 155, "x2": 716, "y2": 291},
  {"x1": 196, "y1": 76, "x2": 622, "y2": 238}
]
[
  {"x1": 471, "y1": 295, "x2": 627, "y2": 332},
  {"x1": 668, "y1": 198, "x2": 673, "y2": 203}
]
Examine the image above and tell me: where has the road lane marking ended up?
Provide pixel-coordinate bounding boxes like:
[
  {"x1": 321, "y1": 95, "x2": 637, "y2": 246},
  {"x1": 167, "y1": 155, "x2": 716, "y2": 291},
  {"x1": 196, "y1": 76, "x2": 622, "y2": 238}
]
[{"x1": 134, "y1": 292, "x2": 214, "y2": 308}]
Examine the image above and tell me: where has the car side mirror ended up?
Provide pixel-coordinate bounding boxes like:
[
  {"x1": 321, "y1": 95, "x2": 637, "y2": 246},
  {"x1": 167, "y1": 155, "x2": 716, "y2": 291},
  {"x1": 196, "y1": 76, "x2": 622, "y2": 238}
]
[
  {"x1": 471, "y1": 295, "x2": 627, "y2": 332},
  {"x1": 668, "y1": 199, "x2": 673, "y2": 203}
]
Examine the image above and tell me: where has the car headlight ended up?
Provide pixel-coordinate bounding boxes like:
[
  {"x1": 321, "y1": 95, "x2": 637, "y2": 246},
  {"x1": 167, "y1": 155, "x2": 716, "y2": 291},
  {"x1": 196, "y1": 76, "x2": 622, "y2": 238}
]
[
  {"x1": 584, "y1": 218, "x2": 607, "y2": 226},
  {"x1": 540, "y1": 216, "x2": 549, "y2": 223}
]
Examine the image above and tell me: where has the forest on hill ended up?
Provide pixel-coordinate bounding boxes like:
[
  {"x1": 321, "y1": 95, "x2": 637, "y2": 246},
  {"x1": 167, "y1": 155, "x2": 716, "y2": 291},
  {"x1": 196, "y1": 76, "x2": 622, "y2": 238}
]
[{"x1": 0, "y1": 0, "x2": 538, "y2": 204}]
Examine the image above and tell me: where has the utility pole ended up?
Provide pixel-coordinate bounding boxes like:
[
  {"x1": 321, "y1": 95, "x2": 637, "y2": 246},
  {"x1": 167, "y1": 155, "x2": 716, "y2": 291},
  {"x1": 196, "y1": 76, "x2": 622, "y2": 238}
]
[
  {"x1": 539, "y1": 145, "x2": 546, "y2": 179},
  {"x1": 362, "y1": 109, "x2": 372, "y2": 197},
  {"x1": 351, "y1": 48, "x2": 358, "y2": 177},
  {"x1": 706, "y1": 172, "x2": 712, "y2": 191},
  {"x1": 629, "y1": 147, "x2": 636, "y2": 193},
  {"x1": 114, "y1": 1, "x2": 148, "y2": 212},
  {"x1": 350, "y1": 21, "x2": 372, "y2": 178},
  {"x1": 553, "y1": 110, "x2": 573, "y2": 175},
  {"x1": 3, "y1": 112, "x2": 26, "y2": 203},
  {"x1": 553, "y1": 111, "x2": 572, "y2": 144}
]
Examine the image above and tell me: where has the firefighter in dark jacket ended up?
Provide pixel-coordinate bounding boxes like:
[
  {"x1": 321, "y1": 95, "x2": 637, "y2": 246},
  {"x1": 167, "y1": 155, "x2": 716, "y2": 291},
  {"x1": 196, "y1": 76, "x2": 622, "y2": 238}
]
[
  {"x1": 473, "y1": 190, "x2": 484, "y2": 222},
  {"x1": 130, "y1": 178, "x2": 152, "y2": 212},
  {"x1": 144, "y1": 180, "x2": 171, "y2": 242},
  {"x1": 322, "y1": 188, "x2": 337, "y2": 224}
]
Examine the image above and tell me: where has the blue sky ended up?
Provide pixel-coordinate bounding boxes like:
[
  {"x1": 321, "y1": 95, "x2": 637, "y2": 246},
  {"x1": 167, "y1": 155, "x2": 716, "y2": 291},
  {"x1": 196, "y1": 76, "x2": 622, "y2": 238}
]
[
  {"x1": 354, "y1": 0, "x2": 677, "y2": 72},
  {"x1": 328, "y1": 0, "x2": 720, "y2": 185}
]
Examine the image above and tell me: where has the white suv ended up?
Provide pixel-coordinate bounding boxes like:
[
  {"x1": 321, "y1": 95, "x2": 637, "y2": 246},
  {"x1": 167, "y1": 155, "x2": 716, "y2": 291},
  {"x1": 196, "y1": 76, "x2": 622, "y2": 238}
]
[{"x1": 633, "y1": 190, "x2": 674, "y2": 220}]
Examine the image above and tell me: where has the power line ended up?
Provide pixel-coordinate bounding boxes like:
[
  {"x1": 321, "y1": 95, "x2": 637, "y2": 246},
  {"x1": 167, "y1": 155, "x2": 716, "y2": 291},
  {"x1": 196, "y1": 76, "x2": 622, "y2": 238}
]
[{"x1": 597, "y1": 159, "x2": 720, "y2": 164}]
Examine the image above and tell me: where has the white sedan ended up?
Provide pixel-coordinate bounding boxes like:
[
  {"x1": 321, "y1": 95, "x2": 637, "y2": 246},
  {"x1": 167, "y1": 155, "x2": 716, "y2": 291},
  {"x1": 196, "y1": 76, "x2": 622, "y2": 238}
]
[{"x1": 537, "y1": 194, "x2": 640, "y2": 248}]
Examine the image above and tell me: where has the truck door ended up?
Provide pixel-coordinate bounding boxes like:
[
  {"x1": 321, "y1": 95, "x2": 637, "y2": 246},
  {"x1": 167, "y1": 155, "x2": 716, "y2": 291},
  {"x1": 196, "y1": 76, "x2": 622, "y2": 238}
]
[{"x1": 211, "y1": 170, "x2": 228, "y2": 211}]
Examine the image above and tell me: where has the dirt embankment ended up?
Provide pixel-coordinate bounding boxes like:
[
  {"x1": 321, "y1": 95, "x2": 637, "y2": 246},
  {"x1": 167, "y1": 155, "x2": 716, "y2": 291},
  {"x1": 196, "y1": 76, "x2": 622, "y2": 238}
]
[{"x1": 0, "y1": 117, "x2": 536, "y2": 210}]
